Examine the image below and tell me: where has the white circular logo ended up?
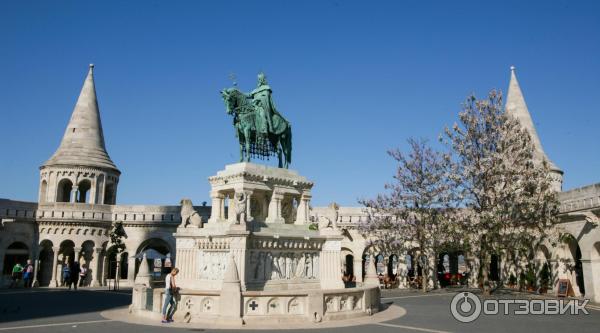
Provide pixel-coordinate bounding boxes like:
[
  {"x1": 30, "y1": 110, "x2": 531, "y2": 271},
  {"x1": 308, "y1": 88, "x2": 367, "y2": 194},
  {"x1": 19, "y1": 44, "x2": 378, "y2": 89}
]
[{"x1": 450, "y1": 292, "x2": 482, "y2": 323}]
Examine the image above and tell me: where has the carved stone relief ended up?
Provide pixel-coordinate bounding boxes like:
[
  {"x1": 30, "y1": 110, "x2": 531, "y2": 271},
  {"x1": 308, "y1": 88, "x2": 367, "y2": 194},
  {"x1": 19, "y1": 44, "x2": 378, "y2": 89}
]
[
  {"x1": 198, "y1": 251, "x2": 228, "y2": 280},
  {"x1": 248, "y1": 250, "x2": 319, "y2": 281}
]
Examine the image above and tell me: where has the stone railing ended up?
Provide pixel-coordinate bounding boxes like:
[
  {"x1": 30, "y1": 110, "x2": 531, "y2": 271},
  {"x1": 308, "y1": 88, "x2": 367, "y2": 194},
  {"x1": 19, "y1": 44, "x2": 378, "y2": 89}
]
[
  {"x1": 311, "y1": 206, "x2": 368, "y2": 228},
  {"x1": 1, "y1": 198, "x2": 212, "y2": 226},
  {"x1": 559, "y1": 183, "x2": 600, "y2": 213},
  {"x1": 0, "y1": 198, "x2": 38, "y2": 221},
  {"x1": 37, "y1": 202, "x2": 114, "y2": 222}
]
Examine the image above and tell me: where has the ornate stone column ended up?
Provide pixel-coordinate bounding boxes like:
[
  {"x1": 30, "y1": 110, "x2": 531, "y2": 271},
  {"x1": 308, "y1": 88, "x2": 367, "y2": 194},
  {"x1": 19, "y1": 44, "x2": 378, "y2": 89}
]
[
  {"x1": 208, "y1": 191, "x2": 225, "y2": 224},
  {"x1": 294, "y1": 192, "x2": 311, "y2": 225},
  {"x1": 466, "y1": 256, "x2": 479, "y2": 288},
  {"x1": 32, "y1": 248, "x2": 41, "y2": 287},
  {"x1": 74, "y1": 247, "x2": 82, "y2": 265},
  {"x1": 70, "y1": 185, "x2": 79, "y2": 203},
  {"x1": 584, "y1": 258, "x2": 600, "y2": 303},
  {"x1": 102, "y1": 253, "x2": 109, "y2": 286},
  {"x1": 227, "y1": 193, "x2": 237, "y2": 224},
  {"x1": 320, "y1": 237, "x2": 344, "y2": 289},
  {"x1": 396, "y1": 254, "x2": 408, "y2": 289},
  {"x1": 49, "y1": 247, "x2": 60, "y2": 287},
  {"x1": 90, "y1": 247, "x2": 103, "y2": 287},
  {"x1": 244, "y1": 190, "x2": 253, "y2": 222},
  {"x1": 266, "y1": 190, "x2": 284, "y2": 224},
  {"x1": 353, "y1": 257, "x2": 363, "y2": 283},
  {"x1": 427, "y1": 251, "x2": 436, "y2": 289}
]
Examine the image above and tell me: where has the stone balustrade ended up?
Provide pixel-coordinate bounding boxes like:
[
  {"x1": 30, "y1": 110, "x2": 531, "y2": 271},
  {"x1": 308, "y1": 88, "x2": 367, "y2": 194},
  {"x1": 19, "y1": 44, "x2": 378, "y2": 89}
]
[{"x1": 559, "y1": 183, "x2": 600, "y2": 213}]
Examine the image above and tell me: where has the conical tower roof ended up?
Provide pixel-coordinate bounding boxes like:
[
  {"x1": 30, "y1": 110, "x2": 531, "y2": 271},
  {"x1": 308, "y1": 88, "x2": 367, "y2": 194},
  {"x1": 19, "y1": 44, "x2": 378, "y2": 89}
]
[
  {"x1": 505, "y1": 66, "x2": 561, "y2": 172},
  {"x1": 43, "y1": 64, "x2": 119, "y2": 172}
]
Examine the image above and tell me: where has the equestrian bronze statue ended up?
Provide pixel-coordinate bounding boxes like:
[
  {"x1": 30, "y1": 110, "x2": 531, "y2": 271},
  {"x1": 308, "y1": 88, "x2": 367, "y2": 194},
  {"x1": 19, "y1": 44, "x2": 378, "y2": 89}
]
[{"x1": 220, "y1": 73, "x2": 292, "y2": 168}]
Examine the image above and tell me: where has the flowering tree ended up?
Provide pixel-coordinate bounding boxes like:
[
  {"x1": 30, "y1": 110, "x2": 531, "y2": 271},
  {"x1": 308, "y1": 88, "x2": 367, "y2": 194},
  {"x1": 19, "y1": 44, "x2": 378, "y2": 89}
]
[
  {"x1": 443, "y1": 91, "x2": 559, "y2": 294},
  {"x1": 359, "y1": 138, "x2": 460, "y2": 292}
]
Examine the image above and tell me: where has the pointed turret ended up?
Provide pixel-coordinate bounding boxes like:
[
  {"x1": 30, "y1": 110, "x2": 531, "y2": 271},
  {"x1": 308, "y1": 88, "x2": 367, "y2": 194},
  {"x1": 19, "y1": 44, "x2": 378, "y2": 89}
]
[
  {"x1": 43, "y1": 64, "x2": 119, "y2": 172},
  {"x1": 506, "y1": 66, "x2": 563, "y2": 191},
  {"x1": 39, "y1": 65, "x2": 120, "y2": 205}
]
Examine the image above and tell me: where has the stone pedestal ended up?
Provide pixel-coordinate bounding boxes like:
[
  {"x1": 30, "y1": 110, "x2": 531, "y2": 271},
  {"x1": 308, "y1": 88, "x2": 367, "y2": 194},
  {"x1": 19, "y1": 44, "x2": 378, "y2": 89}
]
[{"x1": 131, "y1": 162, "x2": 381, "y2": 324}]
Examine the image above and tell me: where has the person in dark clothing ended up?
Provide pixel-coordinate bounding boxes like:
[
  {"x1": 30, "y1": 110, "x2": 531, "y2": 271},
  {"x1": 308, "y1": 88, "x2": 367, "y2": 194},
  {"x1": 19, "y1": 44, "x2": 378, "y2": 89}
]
[{"x1": 69, "y1": 261, "x2": 81, "y2": 290}]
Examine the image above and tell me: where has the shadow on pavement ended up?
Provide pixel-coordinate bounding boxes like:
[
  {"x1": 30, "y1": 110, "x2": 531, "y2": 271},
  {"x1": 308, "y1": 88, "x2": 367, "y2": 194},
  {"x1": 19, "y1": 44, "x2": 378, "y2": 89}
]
[{"x1": 0, "y1": 288, "x2": 131, "y2": 323}]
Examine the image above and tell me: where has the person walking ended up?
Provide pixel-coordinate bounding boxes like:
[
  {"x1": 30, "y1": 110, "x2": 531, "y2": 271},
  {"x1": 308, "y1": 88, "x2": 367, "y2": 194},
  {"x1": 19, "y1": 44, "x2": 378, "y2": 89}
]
[
  {"x1": 10, "y1": 263, "x2": 23, "y2": 288},
  {"x1": 68, "y1": 261, "x2": 81, "y2": 290},
  {"x1": 23, "y1": 260, "x2": 34, "y2": 288},
  {"x1": 161, "y1": 268, "x2": 179, "y2": 323},
  {"x1": 62, "y1": 264, "x2": 71, "y2": 287},
  {"x1": 79, "y1": 264, "x2": 88, "y2": 287}
]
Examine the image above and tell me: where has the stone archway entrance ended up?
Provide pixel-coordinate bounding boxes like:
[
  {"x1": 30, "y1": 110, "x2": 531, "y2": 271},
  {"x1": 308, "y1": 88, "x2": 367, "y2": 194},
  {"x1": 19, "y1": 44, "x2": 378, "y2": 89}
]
[
  {"x1": 135, "y1": 238, "x2": 172, "y2": 280},
  {"x1": 38, "y1": 240, "x2": 54, "y2": 286},
  {"x1": 3, "y1": 242, "x2": 30, "y2": 286},
  {"x1": 58, "y1": 240, "x2": 75, "y2": 286}
]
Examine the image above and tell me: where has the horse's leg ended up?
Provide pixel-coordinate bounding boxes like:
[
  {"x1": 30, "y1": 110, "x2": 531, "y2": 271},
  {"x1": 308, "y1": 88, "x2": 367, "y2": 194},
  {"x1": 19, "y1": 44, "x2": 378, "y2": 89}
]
[
  {"x1": 244, "y1": 127, "x2": 251, "y2": 162},
  {"x1": 238, "y1": 128, "x2": 244, "y2": 163},
  {"x1": 284, "y1": 127, "x2": 292, "y2": 168},
  {"x1": 239, "y1": 141, "x2": 244, "y2": 163},
  {"x1": 278, "y1": 144, "x2": 283, "y2": 168}
]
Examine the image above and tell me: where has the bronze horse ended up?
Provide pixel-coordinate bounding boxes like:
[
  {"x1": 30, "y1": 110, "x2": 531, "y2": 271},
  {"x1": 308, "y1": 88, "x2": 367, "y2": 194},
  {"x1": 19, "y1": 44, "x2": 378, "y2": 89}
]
[{"x1": 221, "y1": 88, "x2": 292, "y2": 168}]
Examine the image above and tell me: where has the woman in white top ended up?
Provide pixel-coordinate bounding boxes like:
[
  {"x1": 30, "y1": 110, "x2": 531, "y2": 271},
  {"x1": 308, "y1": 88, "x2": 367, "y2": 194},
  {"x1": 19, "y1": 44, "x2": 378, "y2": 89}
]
[{"x1": 162, "y1": 267, "x2": 179, "y2": 323}]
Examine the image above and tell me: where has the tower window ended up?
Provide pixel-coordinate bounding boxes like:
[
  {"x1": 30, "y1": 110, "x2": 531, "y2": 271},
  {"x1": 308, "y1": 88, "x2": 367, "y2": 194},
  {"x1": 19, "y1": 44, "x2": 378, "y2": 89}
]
[
  {"x1": 77, "y1": 179, "x2": 91, "y2": 203},
  {"x1": 57, "y1": 178, "x2": 73, "y2": 202}
]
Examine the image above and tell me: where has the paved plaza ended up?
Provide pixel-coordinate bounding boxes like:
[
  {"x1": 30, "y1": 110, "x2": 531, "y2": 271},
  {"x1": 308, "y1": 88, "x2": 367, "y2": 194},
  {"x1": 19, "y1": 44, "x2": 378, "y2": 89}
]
[{"x1": 0, "y1": 288, "x2": 598, "y2": 333}]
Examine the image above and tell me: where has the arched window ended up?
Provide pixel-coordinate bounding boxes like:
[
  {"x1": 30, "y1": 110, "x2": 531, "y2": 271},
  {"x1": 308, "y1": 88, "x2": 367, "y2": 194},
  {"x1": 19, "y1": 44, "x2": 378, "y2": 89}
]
[
  {"x1": 443, "y1": 254, "x2": 450, "y2": 273},
  {"x1": 77, "y1": 179, "x2": 91, "y2": 203},
  {"x1": 458, "y1": 254, "x2": 465, "y2": 274},
  {"x1": 104, "y1": 183, "x2": 115, "y2": 205},
  {"x1": 39, "y1": 180, "x2": 48, "y2": 203},
  {"x1": 57, "y1": 179, "x2": 73, "y2": 203},
  {"x1": 345, "y1": 254, "x2": 354, "y2": 277}
]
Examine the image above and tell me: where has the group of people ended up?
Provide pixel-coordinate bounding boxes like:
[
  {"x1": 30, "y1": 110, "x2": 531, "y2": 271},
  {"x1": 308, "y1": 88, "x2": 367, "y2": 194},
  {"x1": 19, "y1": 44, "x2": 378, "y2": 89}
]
[
  {"x1": 61, "y1": 261, "x2": 89, "y2": 290},
  {"x1": 10, "y1": 260, "x2": 89, "y2": 289},
  {"x1": 9, "y1": 260, "x2": 34, "y2": 288}
]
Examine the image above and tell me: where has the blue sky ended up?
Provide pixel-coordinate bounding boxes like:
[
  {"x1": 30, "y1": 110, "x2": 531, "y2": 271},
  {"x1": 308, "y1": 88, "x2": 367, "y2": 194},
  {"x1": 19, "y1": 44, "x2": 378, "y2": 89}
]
[{"x1": 1, "y1": 0, "x2": 599, "y2": 206}]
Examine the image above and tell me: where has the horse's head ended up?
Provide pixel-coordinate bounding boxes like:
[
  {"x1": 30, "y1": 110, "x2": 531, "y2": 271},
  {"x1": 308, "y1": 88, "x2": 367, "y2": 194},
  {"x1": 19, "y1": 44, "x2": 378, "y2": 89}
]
[{"x1": 220, "y1": 87, "x2": 240, "y2": 116}]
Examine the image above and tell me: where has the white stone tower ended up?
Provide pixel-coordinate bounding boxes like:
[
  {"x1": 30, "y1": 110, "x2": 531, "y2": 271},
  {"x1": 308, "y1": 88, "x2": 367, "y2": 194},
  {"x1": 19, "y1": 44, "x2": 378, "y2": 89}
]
[
  {"x1": 505, "y1": 66, "x2": 564, "y2": 192},
  {"x1": 39, "y1": 64, "x2": 120, "y2": 205}
]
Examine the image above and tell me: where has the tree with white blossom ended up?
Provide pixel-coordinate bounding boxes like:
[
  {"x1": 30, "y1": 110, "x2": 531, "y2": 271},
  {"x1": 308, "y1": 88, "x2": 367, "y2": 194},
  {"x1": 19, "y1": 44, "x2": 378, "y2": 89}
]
[
  {"x1": 359, "y1": 138, "x2": 461, "y2": 292},
  {"x1": 442, "y1": 90, "x2": 559, "y2": 295}
]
